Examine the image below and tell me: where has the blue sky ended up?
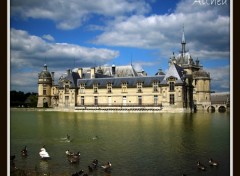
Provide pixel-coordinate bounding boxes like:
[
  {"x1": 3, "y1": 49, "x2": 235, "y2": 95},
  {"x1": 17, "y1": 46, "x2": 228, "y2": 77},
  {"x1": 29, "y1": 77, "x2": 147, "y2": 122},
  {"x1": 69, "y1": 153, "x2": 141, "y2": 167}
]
[{"x1": 10, "y1": 0, "x2": 230, "y2": 93}]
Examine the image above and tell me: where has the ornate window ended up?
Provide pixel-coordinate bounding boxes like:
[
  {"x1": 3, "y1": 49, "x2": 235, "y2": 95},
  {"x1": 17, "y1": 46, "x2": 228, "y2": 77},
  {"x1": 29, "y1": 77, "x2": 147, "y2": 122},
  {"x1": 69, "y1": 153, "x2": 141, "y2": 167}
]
[
  {"x1": 65, "y1": 85, "x2": 69, "y2": 94},
  {"x1": 169, "y1": 82, "x2": 175, "y2": 91},
  {"x1": 81, "y1": 96, "x2": 84, "y2": 105},
  {"x1": 93, "y1": 83, "x2": 98, "y2": 93},
  {"x1": 138, "y1": 96, "x2": 142, "y2": 106},
  {"x1": 122, "y1": 82, "x2": 127, "y2": 93},
  {"x1": 137, "y1": 82, "x2": 143, "y2": 93},
  {"x1": 94, "y1": 96, "x2": 98, "y2": 106},
  {"x1": 154, "y1": 95, "x2": 158, "y2": 106},
  {"x1": 153, "y1": 81, "x2": 158, "y2": 92},
  {"x1": 43, "y1": 89, "x2": 46, "y2": 95},
  {"x1": 79, "y1": 83, "x2": 85, "y2": 94},
  {"x1": 107, "y1": 82, "x2": 112, "y2": 93},
  {"x1": 170, "y1": 94, "x2": 174, "y2": 104}
]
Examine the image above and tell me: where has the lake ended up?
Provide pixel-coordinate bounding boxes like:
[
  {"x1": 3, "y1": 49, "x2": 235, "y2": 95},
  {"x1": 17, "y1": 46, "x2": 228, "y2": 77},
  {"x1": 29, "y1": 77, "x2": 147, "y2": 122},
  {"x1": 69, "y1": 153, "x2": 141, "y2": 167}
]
[{"x1": 10, "y1": 110, "x2": 230, "y2": 176}]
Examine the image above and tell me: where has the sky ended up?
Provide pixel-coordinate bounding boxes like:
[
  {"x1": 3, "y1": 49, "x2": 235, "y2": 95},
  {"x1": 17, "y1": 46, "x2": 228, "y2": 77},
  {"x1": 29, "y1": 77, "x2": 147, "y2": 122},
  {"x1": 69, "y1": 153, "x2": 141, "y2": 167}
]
[{"x1": 10, "y1": 0, "x2": 231, "y2": 93}]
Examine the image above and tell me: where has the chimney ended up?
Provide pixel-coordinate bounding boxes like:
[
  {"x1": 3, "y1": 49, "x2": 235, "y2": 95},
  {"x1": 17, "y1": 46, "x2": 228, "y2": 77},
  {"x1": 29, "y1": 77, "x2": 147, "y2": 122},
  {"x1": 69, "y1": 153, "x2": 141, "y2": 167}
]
[
  {"x1": 78, "y1": 68, "x2": 83, "y2": 78},
  {"x1": 112, "y1": 64, "x2": 116, "y2": 76},
  {"x1": 90, "y1": 67, "x2": 95, "y2": 79}
]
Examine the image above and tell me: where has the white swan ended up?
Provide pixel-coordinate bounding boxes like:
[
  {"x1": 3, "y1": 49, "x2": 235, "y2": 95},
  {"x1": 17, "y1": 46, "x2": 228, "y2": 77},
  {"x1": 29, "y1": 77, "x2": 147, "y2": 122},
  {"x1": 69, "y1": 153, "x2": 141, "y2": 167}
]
[{"x1": 39, "y1": 148, "x2": 50, "y2": 159}]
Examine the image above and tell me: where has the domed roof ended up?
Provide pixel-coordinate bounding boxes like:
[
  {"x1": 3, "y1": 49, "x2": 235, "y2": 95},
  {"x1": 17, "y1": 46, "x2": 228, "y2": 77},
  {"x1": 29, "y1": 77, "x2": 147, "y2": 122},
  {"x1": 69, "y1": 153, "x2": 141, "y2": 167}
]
[
  {"x1": 38, "y1": 64, "x2": 52, "y2": 79},
  {"x1": 155, "y1": 68, "x2": 165, "y2": 76},
  {"x1": 193, "y1": 69, "x2": 210, "y2": 78}
]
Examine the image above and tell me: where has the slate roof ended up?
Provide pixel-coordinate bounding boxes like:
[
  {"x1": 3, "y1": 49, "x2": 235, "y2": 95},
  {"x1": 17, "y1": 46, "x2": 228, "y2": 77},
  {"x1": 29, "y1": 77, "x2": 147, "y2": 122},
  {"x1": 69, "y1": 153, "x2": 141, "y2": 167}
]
[
  {"x1": 211, "y1": 92, "x2": 230, "y2": 103},
  {"x1": 193, "y1": 69, "x2": 210, "y2": 78},
  {"x1": 160, "y1": 63, "x2": 185, "y2": 85},
  {"x1": 38, "y1": 64, "x2": 52, "y2": 79},
  {"x1": 58, "y1": 71, "x2": 80, "y2": 88},
  {"x1": 77, "y1": 76, "x2": 165, "y2": 88},
  {"x1": 73, "y1": 65, "x2": 140, "y2": 78}
]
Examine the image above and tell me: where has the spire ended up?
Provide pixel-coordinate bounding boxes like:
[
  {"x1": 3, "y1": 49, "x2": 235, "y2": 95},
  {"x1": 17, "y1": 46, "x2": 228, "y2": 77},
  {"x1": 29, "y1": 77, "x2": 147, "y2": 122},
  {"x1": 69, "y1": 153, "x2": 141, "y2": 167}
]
[
  {"x1": 181, "y1": 24, "x2": 186, "y2": 58},
  {"x1": 43, "y1": 64, "x2": 47, "y2": 71},
  {"x1": 182, "y1": 24, "x2": 186, "y2": 44}
]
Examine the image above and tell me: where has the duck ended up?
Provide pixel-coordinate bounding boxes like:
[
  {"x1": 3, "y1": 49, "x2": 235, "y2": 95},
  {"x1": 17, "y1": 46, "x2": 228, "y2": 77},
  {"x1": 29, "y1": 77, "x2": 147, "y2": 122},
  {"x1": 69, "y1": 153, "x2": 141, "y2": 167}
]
[
  {"x1": 101, "y1": 161, "x2": 112, "y2": 172},
  {"x1": 92, "y1": 136, "x2": 98, "y2": 140},
  {"x1": 209, "y1": 158, "x2": 219, "y2": 166},
  {"x1": 197, "y1": 161, "x2": 206, "y2": 171},
  {"x1": 68, "y1": 152, "x2": 80, "y2": 163},
  {"x1": 39, "y1": 146, "x2": 50, "y2": 159},
  {"x1": 21, "y1": 146, "x2": 28, "y2": 156},
  {"x1": 65, "y1": 149, "x2": 74, "y2": 156},
  {"x1": 92, "y1": 159, "x2": 98, "y2": 169}
]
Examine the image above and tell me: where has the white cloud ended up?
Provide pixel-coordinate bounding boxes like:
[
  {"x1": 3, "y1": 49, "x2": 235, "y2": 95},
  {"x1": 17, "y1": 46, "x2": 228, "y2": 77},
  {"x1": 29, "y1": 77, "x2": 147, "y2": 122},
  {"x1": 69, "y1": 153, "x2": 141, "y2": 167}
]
[
  {"x1": 42, "y1": 34, "x2": 55, "y2": 41},
  {"x1": 206, "y1": 66, "x2": 230, "y2": 92},
  {"x1": 11, "y1": 0, "x2": 151, "y2": 30},
  {"x1": 10, "y1": 28, "x2": 119, "y2": 91},
  {"x1": 92, "y1": 1, "x2": 230, "y2": 61},
  {"x1": 11, "y1": 28, "x2": 119, "y2": 67}
]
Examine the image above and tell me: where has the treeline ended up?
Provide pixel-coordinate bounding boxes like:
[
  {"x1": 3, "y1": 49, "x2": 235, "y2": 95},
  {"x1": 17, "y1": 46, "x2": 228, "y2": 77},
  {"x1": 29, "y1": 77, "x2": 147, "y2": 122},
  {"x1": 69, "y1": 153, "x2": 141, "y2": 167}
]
[{"x1": 10, "y1": 90, "x2": 38, "y2": 107}]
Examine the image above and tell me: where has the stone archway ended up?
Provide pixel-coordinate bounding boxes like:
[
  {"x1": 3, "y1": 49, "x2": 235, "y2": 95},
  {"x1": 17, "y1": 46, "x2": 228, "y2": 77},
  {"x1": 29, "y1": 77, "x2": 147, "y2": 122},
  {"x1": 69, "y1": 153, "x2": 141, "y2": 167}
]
[
  {"x1": 218, "y1": 106, "x2": 226, "y2": 113},
  {"x1": 43, "y1": 98, "x2": 48, "y2": 108},
  {"x1": 207, "y1": 106, "x2": 215, "y2": 113}
]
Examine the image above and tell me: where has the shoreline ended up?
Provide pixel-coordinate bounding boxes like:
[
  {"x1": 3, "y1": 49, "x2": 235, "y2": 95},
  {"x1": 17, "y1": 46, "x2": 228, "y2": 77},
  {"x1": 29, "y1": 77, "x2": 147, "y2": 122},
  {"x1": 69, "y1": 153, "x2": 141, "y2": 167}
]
[{"x1": 10, "y1": 107, "x2": 195, "y2": 113}]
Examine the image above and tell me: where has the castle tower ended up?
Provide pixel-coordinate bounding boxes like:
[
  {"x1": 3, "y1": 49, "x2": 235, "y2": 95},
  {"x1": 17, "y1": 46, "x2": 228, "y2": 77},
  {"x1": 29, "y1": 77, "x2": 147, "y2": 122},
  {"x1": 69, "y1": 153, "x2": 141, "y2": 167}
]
[
  {"x1": 192, "y1": 70, "x2": 211, "y2": 110},
  {"x1": 37, "y1": 64, "x2": 53, "y2": 107}
]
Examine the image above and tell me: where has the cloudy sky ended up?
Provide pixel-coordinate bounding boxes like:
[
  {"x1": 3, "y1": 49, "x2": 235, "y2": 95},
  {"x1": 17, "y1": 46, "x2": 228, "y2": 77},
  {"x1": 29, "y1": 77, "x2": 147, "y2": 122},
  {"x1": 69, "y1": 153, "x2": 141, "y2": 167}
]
[{"x1": 10, "y1": 0, "x2": 230, "y2": 93}]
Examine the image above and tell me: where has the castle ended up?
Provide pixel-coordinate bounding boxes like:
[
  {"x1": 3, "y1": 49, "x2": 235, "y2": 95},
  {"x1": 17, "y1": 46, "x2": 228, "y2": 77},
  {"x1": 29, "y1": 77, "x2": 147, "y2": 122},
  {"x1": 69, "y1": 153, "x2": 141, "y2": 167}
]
[{"x1": 37, "y1": 29, "x2": 211, "y2": 112}]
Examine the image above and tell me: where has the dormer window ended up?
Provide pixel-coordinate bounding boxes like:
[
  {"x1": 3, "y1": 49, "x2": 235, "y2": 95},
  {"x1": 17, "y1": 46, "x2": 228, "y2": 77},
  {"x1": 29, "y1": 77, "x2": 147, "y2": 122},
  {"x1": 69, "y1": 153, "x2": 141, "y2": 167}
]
[
  {"x1": 80, "y1": 83, "x2": 85, "y2": 94},
  {"x1": 107, "y1": 82, "x2": 112, "y2": 93},
  {"x1": 93, "y1": 83, "x2": 98, "y2": 93},
  {"x1": 122, "y1": 82, "x2": 127, "y2": 93},
  {"x1": 137, "y1": 82, "x2": 143, "y2": 93},
  {"x1": 65, "y1": 85, "x2": 69, "y2": 94},
  {"x1": 153, "y1": 81, "x2": 158, "y2": 92},
  {"x1": 169, "y1": 82, "x2": 175, "y2": 91}
]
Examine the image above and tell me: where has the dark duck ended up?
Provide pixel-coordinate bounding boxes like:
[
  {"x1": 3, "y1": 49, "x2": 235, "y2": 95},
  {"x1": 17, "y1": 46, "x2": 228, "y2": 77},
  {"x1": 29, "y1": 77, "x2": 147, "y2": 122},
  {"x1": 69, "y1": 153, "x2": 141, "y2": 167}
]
[
  {"x1": 21, "y1": 146, "x2": 28, "y2": 156},
  {"x1": 68, "y1": 152, "x2": 80, "y2": 163},
  {"x1": 209, "y1": 158, "x2": 219, "y2": 166},
  {"x1": 92, "y1": 159, "x2": 99, "y2": 169},
  {"x1": 197, "y1": 161, "x2": 206, "y2": 171}
]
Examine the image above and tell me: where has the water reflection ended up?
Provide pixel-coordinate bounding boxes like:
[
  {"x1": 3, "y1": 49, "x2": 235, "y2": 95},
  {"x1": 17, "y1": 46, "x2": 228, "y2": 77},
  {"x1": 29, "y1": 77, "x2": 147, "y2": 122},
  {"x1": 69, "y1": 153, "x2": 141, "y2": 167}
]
[
  {"x1": 11, "y1": 111, "x2": 230, "y2": 176},
  {"x1": 39, "y1": 160, "x2": 49, "y2": 173}
]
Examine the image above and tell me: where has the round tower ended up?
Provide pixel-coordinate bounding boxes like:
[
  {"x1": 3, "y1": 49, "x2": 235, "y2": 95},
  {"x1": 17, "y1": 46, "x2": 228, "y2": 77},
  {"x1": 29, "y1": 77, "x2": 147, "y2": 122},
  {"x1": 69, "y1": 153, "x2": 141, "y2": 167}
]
[
  {"x1": 192, "y1": 69, "x2": 211, "y2": 110},
  {"x1": 37, "y1": 64, "x2": 52, "y2": 107}
]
